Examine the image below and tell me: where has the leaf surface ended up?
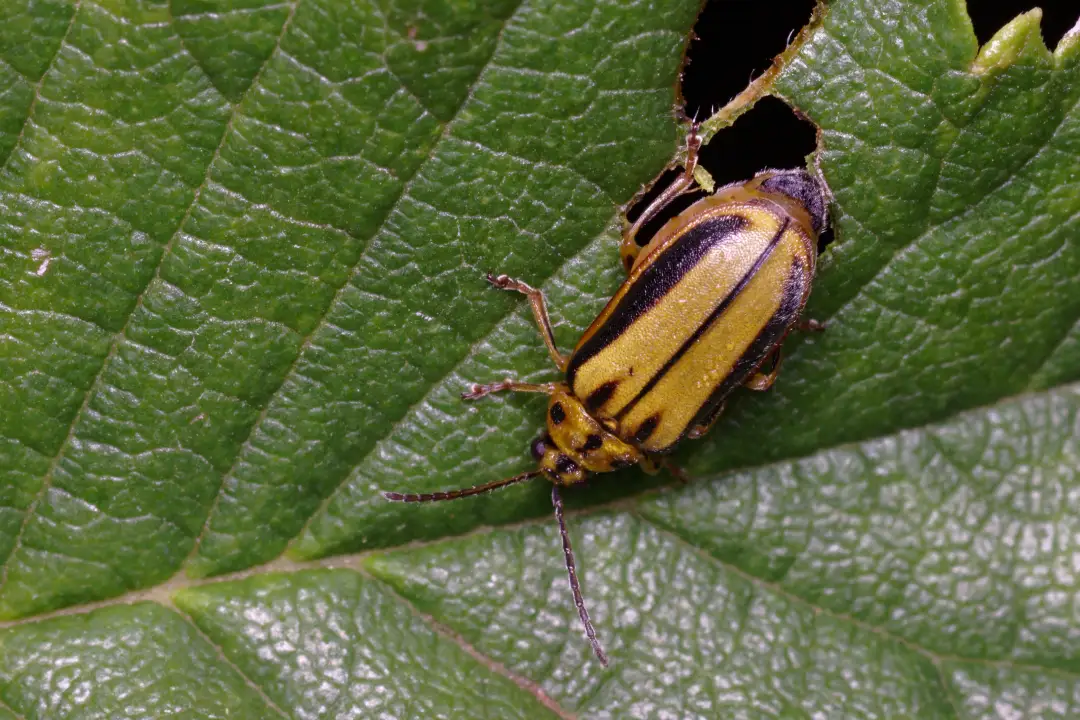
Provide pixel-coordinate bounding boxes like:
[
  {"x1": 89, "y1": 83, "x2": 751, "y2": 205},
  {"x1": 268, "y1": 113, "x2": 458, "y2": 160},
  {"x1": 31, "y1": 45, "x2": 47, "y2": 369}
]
[{"x1": 0, "y1": 0, "x2": 1079, "y2": 717}]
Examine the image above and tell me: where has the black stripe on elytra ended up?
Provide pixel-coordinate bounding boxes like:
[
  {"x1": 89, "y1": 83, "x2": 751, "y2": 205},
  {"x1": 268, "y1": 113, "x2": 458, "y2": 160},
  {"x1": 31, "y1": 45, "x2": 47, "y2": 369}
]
[
  {"x1": 585, "y1": 381, "x2": 618, "y2": 413},
  {"x1": 567, "y1": 214, "x2": 747, "y2": 387},
  {"x1": 688, "y1": 254, "x2": 810, "y2": 434},
  {"x1": 616, "y1": 217, "x2": 792, "y2": 423},
  {"x1": 632, "y1": 414, "x2": 660, "y2": 444}
]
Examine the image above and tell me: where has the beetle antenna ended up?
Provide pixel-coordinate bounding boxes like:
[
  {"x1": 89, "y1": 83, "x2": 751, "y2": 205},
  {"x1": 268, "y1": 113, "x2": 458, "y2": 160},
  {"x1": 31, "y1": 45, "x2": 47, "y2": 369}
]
[
  {"x1": 383, "y1": 470, "x2": 542, "y2": 503},
  {"x1": 552, "y1": 485, "x2": 608, "y2": 666}
]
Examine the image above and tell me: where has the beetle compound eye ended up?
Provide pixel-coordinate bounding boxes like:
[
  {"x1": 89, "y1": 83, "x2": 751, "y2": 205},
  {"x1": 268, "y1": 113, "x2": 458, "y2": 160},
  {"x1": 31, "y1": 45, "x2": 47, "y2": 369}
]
[{"x1": 530, "y1": 435, "x2": 549, "y2": 461}]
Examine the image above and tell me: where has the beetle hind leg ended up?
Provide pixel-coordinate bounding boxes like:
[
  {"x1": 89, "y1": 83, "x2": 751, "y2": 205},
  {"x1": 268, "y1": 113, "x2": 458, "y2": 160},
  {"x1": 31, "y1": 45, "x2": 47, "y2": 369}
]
[
  {"x1": 745, "y1": 319, "x2": 825, "y2": 392},
  {"x1": 745, "y1": 348, "x2": 782, "y2": 392}
]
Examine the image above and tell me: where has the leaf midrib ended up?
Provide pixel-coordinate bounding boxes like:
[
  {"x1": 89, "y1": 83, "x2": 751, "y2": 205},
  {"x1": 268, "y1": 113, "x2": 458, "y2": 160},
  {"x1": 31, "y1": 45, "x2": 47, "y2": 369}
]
[{"x1": 2, "y1": 473, "x2": 1075, "y2": 719}]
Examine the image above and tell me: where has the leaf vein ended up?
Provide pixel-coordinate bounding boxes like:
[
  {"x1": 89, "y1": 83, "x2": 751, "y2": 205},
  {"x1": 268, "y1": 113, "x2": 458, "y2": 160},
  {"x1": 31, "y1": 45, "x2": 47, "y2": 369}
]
[
  {"x1": 363, "y1": 565, "x2": 575, "y2": 720},
  {"x1": 185, "y1": 0, "x2": 532, "y2": 569},
  {"x1": 0, "y1": 0, "x2": 83, "y2": 170},
  {"x1": 171, "y1": 605, "x2": 291, "y2": 719},
  {"x1": 637, "y1": 514, "x2": 1080, "y2": 683},
  {"x1": 0, "y1": 0, "x2": 303, "y2": 594}
]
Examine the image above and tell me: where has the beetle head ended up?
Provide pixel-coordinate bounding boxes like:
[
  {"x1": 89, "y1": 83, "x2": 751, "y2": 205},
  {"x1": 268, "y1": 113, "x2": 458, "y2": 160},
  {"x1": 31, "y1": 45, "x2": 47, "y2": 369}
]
[
  {"x1": 756, "y1": 168, "x2": 829, "y2": 235},
  {"x1": 530, "y1": 432, "x2": 587, "y2": 485}
]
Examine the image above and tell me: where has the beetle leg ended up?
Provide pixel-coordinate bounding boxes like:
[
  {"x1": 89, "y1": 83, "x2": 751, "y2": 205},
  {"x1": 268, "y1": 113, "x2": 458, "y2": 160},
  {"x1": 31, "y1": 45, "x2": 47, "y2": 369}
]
[
  {"x1": 462, "y1": 379, "x2": 557, "y2": 401},
  {"x1": 619, "y1": 125, "x2": 703, "y2": 273},
  {"x1": 744, "y1": 320, "x2": 823, "y2": 393},
  {"x1": 745, "y1": 348, "x2": 782, "y2": 391},
  {"x1": 639, "y1": 455, "x2": 663, "y2": 474},
  {"x1": 687, "y1": 400, "x2": 726, "y2": 440},
  {"x1": 661, "y1": 458, "x2": 690, "y2": 484},
  {"x1": 639, "y1": 455, "x2": 690, "y2": 484},
  {"x1": 486, "y1": 273, "x2": 569, "y2": 371},
  {"x1": 744, "y1": 321, "x2": 821, "y2": 392}
]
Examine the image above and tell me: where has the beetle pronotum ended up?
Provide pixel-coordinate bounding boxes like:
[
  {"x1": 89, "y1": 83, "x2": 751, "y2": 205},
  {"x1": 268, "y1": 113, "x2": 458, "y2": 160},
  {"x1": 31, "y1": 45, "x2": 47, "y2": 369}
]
[{"x1": 385, "y1": 127, "x2": 829, "y2": 665}]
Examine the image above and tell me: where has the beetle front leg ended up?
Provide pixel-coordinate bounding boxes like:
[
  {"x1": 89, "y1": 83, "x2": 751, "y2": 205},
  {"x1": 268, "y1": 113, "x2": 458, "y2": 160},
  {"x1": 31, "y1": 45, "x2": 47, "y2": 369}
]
[
  {"x1": 487, "y1": 273, "x2": 568, "y2": 372},
  {"x1": 620, "y1": 125, "x2": 703, "y2": 273},
  {"x1": 462, "y1": 379, "x2": 557, "y2": 401},
  {"x1": 640, "y1": 455, "x2": 690, "y2": 484}
]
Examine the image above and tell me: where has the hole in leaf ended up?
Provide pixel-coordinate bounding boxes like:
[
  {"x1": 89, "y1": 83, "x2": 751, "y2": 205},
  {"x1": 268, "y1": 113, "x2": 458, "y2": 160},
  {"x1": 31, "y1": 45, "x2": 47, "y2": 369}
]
[
  {"x1": 629, "y1": 0, "x2": 1075, "y2": 262},
  {"x1": 695, "y1": 96, "x2": 817, "y2": 189},
  {"x1": 680, "y1": 0, "x2": 817, "y2": 119},
  {"x1": 627, "y1": 100, "x2": 828, "y2": 254},
  {"x1": 628, "y1": 0, "x2": 850, "y2": 254},
  {"x1": 967, "y1": 0, "x2": 1074, "y2": 48}
]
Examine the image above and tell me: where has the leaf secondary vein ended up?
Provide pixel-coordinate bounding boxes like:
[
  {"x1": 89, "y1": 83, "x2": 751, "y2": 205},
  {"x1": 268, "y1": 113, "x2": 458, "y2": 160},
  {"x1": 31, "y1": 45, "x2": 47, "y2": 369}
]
[
  {"x1": 171, "y1": 606, "x2": 292, "y2": 719},
  {"x1": 638, "y1": 514, "x2": 1080, "y2": 684},
  {"x1": 0, "y1": 0, "x2": 302, "y2": 592},
  {"x1": 185, "y1": 0, "x2": 530, "y2": 568},
  {"x1": 0, "y1": 0, "x2": 83, "y2": 170},
  {"x1": 367, "y1": 565, "x2": 576, "y2": 720},
  {"x1": 0, "y1": 694, "x2": 23, "y2": 720},
  {"x1": 932, "y1": 660, "x2": 965, "y2": 720}
]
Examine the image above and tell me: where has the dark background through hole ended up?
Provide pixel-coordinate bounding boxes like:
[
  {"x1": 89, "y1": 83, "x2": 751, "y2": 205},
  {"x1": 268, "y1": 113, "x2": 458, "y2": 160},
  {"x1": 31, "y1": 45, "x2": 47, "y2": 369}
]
[{"x1": 632, "y1": 0, "x2": 1077, "y2": 250}]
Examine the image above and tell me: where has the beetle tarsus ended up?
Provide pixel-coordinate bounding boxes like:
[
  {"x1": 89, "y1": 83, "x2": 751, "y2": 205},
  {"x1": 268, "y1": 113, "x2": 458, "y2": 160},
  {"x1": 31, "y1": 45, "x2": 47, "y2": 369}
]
[
  {"x1": 662, "y1": 459, "x2": 690, "y2": 485},
  {"x1": 461, "y1": 381, "x2": 498, "y2": 400},
  {"x1": 486, "y1": 273, "x2": 523, "y2": 292},
  {"x1": 797, "y1": 318, "x2": 826, "y2": 332}
]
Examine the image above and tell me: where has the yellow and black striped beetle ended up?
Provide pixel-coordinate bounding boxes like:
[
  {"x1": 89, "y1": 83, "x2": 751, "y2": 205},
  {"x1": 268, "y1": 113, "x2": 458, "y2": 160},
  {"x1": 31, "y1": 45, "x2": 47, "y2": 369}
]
[{"x1": 385, "y1": 128, "x2": 829, "y2": 665}]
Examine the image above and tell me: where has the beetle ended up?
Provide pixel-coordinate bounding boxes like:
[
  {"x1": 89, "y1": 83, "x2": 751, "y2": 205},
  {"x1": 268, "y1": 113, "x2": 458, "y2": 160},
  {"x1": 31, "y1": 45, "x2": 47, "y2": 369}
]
[{"x1": 384, "y1": 127, "x2": 829, "y2": 666}]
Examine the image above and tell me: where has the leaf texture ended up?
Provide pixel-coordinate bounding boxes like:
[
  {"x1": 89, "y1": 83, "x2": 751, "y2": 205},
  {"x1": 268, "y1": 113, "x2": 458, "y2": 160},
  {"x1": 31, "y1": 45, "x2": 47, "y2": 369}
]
[{"x1": 0, "y1": 0, "x2": 1078, "y2": 717}]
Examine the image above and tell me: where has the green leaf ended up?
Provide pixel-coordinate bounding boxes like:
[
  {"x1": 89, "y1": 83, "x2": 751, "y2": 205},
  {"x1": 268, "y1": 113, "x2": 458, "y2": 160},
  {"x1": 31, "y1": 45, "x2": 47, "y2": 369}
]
[
  {"x1": 1, "y1": 0, "x2": 1078, "y2": 717},
  {"x1": 174, "y1": 571, "x2": 556, "y2": 718},
  {"x1": 0, "y1": 603, "x2": 279, "y2": 718},
  {"x1": 0, "y1": 0, "x2": 696, "y2": 616},
  {"x1": 367, "y1": 386, "x2": 1080, "y2": 716},
  {"x1": 690, "y1": 3, "x2": 1080, "y2": 474}
]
